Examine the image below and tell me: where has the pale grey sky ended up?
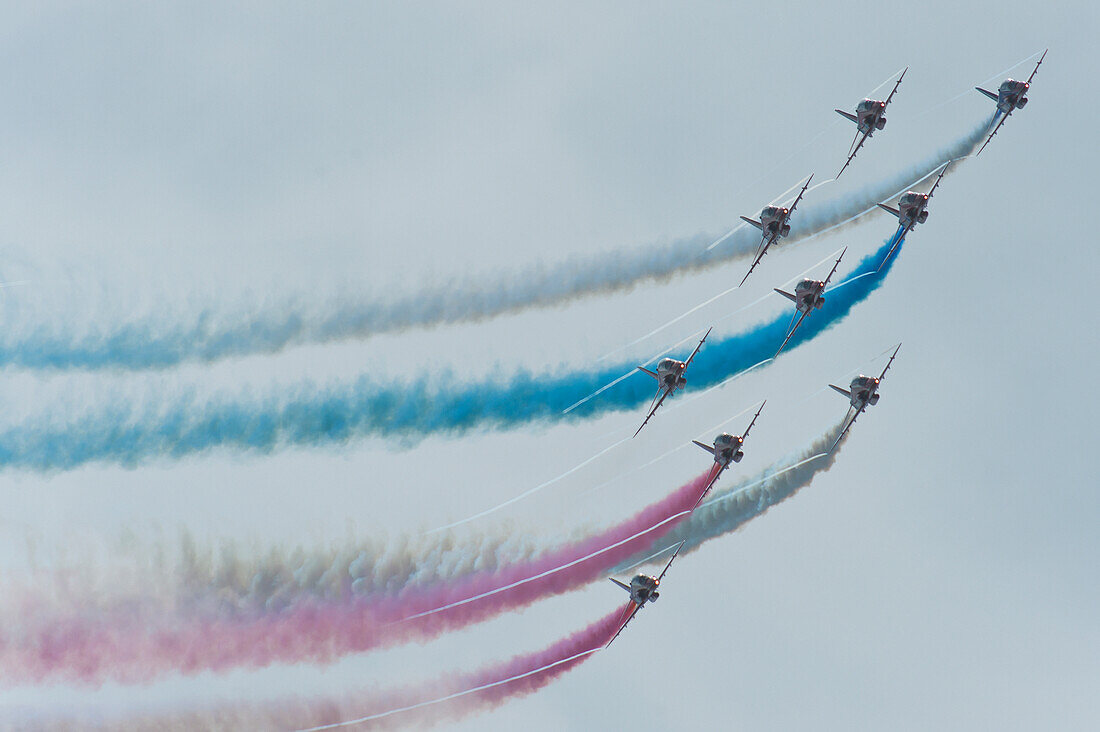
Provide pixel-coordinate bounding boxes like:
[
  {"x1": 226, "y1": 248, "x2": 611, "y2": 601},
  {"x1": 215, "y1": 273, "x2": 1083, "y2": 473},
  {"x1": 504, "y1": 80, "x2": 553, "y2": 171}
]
[{"x1": 0, "y1": 3, "x2": 1095, "y2": 731}]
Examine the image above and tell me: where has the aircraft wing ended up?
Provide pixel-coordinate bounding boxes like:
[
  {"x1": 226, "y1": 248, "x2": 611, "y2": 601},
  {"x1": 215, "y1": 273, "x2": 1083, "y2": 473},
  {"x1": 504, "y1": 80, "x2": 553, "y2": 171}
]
[
  {"x1": 821, "y1": 246, "x2": 847, "y2": 287},
  {"x1": 830, "y1": 406, "x2": 863, "y2": 452},
  {"x1": 976, "y1": 112, "x2": 1010, "y2": 156},
  {"x1": 655, "y1": 540, "x2": 686, "y2": 584},
  {"x1": 876, "y1": 226, "x2": 907, "y2": 272},
  {"x1": 633, "y1": 388, "x2": 671, "y2": 437},
  {"x1": 1025, "y1": 49, "x2": 1047, "y2": 86},
  {"x1": 877, "y1": 343, "x2": 901, "y2": 382},
  {"x1": 683, "y1": 327, "x2": 713, "y2": 369},
  {"x1": 883, "y1": 67, "x2": 907, "y2": 109},
  {"x1": 837, "y1": 129, "x2": 871, "y2": 178},
  {"x1": 739, "y1": 238, "x2": 771, "y2": 286},
  {"x1": 925, "y1": 162, "x2": 950, "y2": 199},
  {"x1": 740, "y1": 401, "x2": 766, "y2": 442},
  {"x1": 788, "y1": 174, "x2": 813, "y2": 215},
  {"x1": 605, "y1": 601, "x2": 641, "y2": 648},
  {"x1": 775, "y1": 309, "x2": 811, "y2": 358},
  {"x1": 693, "y1": 464, "x2": 725, "y2": 509}
]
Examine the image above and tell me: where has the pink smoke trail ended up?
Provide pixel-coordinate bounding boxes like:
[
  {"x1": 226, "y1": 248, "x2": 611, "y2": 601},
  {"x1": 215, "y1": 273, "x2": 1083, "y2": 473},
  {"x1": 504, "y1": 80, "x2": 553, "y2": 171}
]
[
  {"x1": 12, "y1": 606, "x2": 628, "y2": 731},
  {"x1": 1, "y1": 470, "x2": 715, "y2": 686}
]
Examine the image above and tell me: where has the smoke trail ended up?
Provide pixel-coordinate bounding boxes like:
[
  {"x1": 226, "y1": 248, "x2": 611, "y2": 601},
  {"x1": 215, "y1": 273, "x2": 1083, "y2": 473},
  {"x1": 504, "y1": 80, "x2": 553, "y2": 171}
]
[
  {"x1": 5, "y1": 414, "x2": 854, "y2": 687},
  {"x1": 0, "y1": 471, "x2": 711, "y2": 685},
  {"x1": 0, "y1": 118, "x2": 987, "y2": 372},
  {"x1": 616, "y1": 421, "x2": 848, "y2": 571},
  {"x1": 0, "y1": 232, "x2": 904, "y2": 473},
  {"x1": 8, "y1": 608, "x2": 623, "y2": 732}
]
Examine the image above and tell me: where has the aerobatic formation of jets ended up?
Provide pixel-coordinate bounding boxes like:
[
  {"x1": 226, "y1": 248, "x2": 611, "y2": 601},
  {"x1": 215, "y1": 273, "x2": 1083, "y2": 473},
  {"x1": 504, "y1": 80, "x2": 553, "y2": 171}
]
[{"x1": 604, "y1": 52, "x2": 1045, "y2": 646}]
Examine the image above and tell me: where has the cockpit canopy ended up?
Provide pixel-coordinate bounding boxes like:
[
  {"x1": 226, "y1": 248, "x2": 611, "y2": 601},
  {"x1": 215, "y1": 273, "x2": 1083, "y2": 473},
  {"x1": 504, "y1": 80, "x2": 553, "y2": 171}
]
[
  {"x1": 899, "y1": 191, "x2": 924, "y2": 207},
  {"x1": 760, "y1": 205, "x2": 783, "y2": 220},
  {"x1": 852, "y1": 374, "x2": 876, "y2": 388},
  {"x1": 657, "y1": 358, "x2": 677, "y2": 372},
  {"x1": 1000, "y1": 78, "x2": 1022, "y2": 92},
  {"x1": 856, "y1": 98, "x2": 878, "y2": 112},
  {"x1": 796, "y1": 278, "x2": 817, "y2": 291},
  {"x1": 631, "y1": 574, "x2": 657, "y2": 590},
  {"x1": 715, "y1": 433, "x2": 736, "y2": 447}
]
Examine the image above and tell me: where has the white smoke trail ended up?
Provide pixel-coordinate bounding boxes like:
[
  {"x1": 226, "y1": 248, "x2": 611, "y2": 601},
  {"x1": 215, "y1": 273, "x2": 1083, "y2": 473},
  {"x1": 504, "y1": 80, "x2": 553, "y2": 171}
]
[
  {"x1": 618, "y1": 422, "x2": 848, "y2": 569},
  {"x1": 0, "y1": 119, "x2": 988, "y2": 372}
]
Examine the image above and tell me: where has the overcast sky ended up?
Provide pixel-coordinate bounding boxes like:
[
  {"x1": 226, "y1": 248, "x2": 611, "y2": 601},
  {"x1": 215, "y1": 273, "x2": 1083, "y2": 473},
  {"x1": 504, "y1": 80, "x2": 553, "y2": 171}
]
[{"x1": 0, "y1": 3, "x2": 1096, "y2": 731}]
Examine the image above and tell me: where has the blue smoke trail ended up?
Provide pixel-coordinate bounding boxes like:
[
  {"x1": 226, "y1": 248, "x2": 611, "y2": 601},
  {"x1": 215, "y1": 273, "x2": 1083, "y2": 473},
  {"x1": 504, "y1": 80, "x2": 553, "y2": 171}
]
[
  {"x1": 0, "y1": 118, "x2": 985, "y2": 372},
  {"x1": 0, "y1": 234, "x2": 904, "y2": 472}
]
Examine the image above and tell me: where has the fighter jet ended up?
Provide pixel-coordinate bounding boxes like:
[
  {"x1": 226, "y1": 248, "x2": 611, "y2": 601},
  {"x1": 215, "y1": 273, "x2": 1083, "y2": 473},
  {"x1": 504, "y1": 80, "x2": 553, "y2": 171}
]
[
  {"x1": 772, "y1": 247, "x2": 846, "y2": 358},
  {"x1": 975, "y1": 50, "x2": 1046, "y2": 156},
  {"x1": 606, "y1": 540, "x2": 685, "y2": 648},
  {"x1": 876, "y1": 162, "x2": 949, "y2": 269},
  {"x1": 828, "y1": 343, "x2": 900, "y2": 451},
  {"x1": 634, "y1": 328, "x2": 712, "y2": 437},
  {"x1": 835, "y1": 67, "x2": 907, "y2": 178},
  {"x1": 691, "y1": 401, "x2": 765, "y2": 508},
  {"x1": 739, "y1": 175, "x2": 813, "y2": 286}
]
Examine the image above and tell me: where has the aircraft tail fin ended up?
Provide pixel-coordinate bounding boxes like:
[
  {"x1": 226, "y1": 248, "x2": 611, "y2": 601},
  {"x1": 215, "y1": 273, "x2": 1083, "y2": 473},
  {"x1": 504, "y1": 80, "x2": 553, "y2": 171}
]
[
  {"x1": 692, "y1": 439, "x2": 715, "y2": 455},
  {"x1": 739, "y1": 216, "x2": 763, "y2": 231},
  {"x1": 877, "y1": 203, "x2": 901, "y2": 219},
  {"x1": 975, "y1": 87, "x2": 999, "y2": 102},
  {"x1": 834, "y1": 109, "x2": 858, "y2": 124},
  {"x1": 774, "y1": 288, "x2": 797, "y2": 303},
  {"x1": 829, "y1": 384, "x2": 852, "y2": 399},
  {"x1": 609, "y1": 577, "x2": 631, "y2": 593},
  {"x1": 636, "y1": 366, "x2": 658, "y2": 380}
]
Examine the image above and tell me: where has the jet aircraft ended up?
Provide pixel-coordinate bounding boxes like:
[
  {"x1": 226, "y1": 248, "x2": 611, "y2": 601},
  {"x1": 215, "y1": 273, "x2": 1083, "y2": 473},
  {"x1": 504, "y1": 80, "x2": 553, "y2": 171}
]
[
  {"x1": 975, "y1": 50, "x2": 1046, "y2": 156},
  {"x1": 828, "y1": 343, "x2": 900, "y2": 451},
  {"x1": 606, "y1": 540, "x2": 685, "y2": 647},
  {"x1": 876, "y1": 162, "x2": 949, "y2": 269},
  {"x1": 773, "y1": 247, "x2": 846, "y2": 358},
  {"x1": 634, "y1": 328, "x2": 712, "y2": 437},
  {"x1": 835, "y1": 68, "x2": 907, "y2": 178},
  {"x1": 739, "y1": 175, "x2": 813, "y2": 286},
  {"x1": 691, "y1": 401, "x2": 765, "y2": 507}
]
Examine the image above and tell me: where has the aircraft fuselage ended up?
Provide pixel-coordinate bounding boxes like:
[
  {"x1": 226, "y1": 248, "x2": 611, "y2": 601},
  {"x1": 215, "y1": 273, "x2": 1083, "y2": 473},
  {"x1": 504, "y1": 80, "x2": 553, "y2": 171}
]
[
  {"x1": 759, "y1": 205, "x2": 792, "y2": 238},
  {"x1": 629, "y1": 574, "x2": 660, "y2": 606},
  {"x1": 848, "y1": 374, "x2": 882, "y2": 410},
  {"x1": 656, "y1": 358, "x2": 687, "y2": 389},
  {"x1": 996, "y1": 78, "x2": 1030, "y2": 114},
  {"x1": 711, "y1": 432, "x2": 745, "y2": 467},
  {"x1": 897, "y1": 191, "x2": 931, "y2": 229},
  {"x1": 793, "y1": 278, "x2": 826, "y2": 312},
  {"x1": 855, "y1": 98, "x2": 888, "y2": 134}
]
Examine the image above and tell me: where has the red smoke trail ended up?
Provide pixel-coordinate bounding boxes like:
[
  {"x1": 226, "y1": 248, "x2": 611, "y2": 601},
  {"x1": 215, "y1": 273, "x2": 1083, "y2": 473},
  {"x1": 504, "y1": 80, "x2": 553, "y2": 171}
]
[
  {"x1": 13, "y1": 606, "x2": 631, "y2": 731},
  {"x1": 1, "y1": 471, "x2": 713, "y2": 686},
  {"x1": 294, "y1": 605, "x2": 628, "y2": 731}
]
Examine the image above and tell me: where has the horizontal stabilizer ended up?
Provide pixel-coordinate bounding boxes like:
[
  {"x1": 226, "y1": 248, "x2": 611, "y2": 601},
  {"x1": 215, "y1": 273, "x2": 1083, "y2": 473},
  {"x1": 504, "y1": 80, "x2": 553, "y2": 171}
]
[
  {"x1": 609, "y1": 577, "x2": 631, "y2": 593},
  {"x1": 740, "y1": 216, "x2": 763, "y2": 231},
  {"x1": 835, "y1": 109, "x2": 858, "y2": 124},
  {"x1": 975, "y1": 87, "x2": 999, "y2": 102},
  {"x1": 877, "y1": 203, "x2": 901, "y2": 219},
  {"x1": 692, "y1": 439, "x2": 715, "y2": 455},
  {"x1": 636, "y1": 366, "x2": 658, "y2": 380},
  {"x1": 829, "y1": 384, "x2": 852, "y2": 398},
  {"x1": 774, "y1": 288, "x2": 797, "y2": 303}
]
